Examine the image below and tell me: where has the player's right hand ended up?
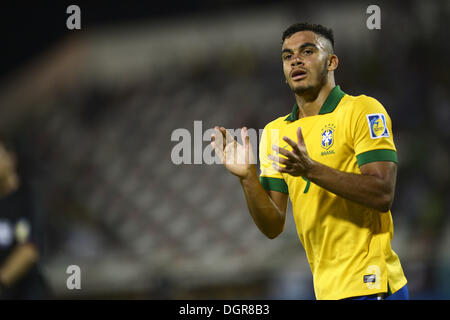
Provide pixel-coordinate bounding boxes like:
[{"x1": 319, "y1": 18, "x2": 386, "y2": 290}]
[{"x1": 211, "y1": 126, "x2": 256, "y2": 179}]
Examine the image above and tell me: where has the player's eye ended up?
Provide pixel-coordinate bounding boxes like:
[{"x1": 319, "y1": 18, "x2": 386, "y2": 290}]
[
  {"x1": 283, "y1": 54, "x2": 292, "y2": 60},
  {"x1": 302, "y1": 49, "x2": 313, "y2": 55}
]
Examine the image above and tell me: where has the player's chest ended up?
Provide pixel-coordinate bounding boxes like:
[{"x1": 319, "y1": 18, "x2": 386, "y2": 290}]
[{"x1": 281, "y1": 115, "x2": 352, "y2": 166}]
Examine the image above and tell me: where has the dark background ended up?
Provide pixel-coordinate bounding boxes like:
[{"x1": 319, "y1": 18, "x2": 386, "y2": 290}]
[{"x1": 1, "y1": 1, "x2": 279, "y2": 80}]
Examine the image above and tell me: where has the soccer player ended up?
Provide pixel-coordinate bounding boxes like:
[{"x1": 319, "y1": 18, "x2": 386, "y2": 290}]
[{"x1": 211, "y1": 23, "x2": 408, "y2": 300}]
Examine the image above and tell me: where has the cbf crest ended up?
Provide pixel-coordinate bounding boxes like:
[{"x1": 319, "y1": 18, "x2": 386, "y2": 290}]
[{"x1": 321, "y1": 124, "x2": 336, "y2": 150}]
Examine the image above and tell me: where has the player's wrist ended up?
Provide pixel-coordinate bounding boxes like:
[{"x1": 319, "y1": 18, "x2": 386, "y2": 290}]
[
  {"x1": 239, "y1": 165, "x2": 258, "y2": 183},
  {"x1": 304, "y1": 159, "x2": 320, "y2": 181}
]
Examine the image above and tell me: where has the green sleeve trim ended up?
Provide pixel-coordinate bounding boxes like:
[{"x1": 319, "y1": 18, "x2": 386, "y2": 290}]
[
  {"x1": 259, "y1": 176, "x2": 289, "y2": 194},
  {"x1": 356, "y1": 149, "x2": 398, "y2": 167}
]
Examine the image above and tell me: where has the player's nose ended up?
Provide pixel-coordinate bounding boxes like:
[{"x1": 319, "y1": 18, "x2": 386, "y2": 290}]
[{"x1": 291, "y1": 56, "x2": 304, "y2": 67}]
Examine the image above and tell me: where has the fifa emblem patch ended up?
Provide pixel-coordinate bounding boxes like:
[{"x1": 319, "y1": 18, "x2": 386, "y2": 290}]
[
  {"x1": 320, "y1": 124, "x2": 335, "y2": 150},
  {"x1": 367, "y1": 113, "x2": 389, "y2": 139}
]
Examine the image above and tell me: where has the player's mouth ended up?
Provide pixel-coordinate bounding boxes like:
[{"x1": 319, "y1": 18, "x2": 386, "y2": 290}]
[{"x1": 291, "y1": 68, "x2": 307, "y2": 81}]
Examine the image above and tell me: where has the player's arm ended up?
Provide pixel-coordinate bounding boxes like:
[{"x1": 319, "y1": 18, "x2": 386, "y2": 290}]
[
  {"x1": 305, "y1": 160, "x2": 396, "y2": 212},
  {"x1": 211, "y1": 127, "x2": 288, "y2": 239},
  {"x1": 0, "y1": 243, "x2": 39, "y2": 294},
  {"x1": 239, "y1": 171, "x2": 289, "y2": 238},
  {"x1": 271, "y1": 127, "x2": 396, "y2": 212}
]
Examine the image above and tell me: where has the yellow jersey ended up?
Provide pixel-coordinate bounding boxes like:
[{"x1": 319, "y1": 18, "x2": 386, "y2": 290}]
[{"x1": 259, "y1": 85, "x2": 407, "y2": 300}]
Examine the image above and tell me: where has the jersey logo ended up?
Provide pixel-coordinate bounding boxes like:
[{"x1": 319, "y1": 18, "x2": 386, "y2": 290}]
[
  {"x1": 367, "y1": 113, "x2": 389, "y2": 139},
  {"x1": 364, "y1": 274, "x2": 376, "y2": 284},
  {"x1": 320, "y1": 124, "x2": 335, "y2": 150}
]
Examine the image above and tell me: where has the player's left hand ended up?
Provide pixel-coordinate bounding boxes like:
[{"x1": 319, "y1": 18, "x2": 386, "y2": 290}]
[{"x1": 269, "y1": 127, "x2": 315, "y2": 177}]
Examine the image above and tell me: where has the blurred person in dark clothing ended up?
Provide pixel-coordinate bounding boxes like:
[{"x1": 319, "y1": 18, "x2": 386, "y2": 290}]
[{"x1": 0, "y1": 142, "x2": 50, "y2": 299}]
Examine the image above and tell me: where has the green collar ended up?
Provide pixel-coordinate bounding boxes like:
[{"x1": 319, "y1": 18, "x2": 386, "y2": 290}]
[{"x1": 284, "y1": 85, "x2": 346, "y2": 121}]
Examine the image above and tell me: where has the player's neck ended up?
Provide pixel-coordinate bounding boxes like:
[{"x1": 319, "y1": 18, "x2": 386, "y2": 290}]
[{"x1": 295, "y1": 81, "x2": 335, "y2": 119}]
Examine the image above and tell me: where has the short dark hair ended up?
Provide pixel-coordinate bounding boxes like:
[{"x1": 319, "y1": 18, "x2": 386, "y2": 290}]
[{"x1": 282, "y1": 22, "x2": 334, "y2": 49}]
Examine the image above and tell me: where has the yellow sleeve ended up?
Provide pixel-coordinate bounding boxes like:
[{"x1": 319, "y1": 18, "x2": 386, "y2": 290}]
[
  {"x1": 259, "y1": 123, "x2": 289, "y2": 194},
  {"x1": 350, "y1": 95, "x2": 398, "y2": 167}
]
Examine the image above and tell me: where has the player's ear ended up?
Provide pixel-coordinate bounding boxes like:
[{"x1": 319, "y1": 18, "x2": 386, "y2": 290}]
[{"x1": 327, "y1": 54, "x2": 339, "y2": 71}]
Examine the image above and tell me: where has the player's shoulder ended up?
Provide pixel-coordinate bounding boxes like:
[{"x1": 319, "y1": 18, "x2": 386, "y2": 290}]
[
  {"x1": 263, "y1": 115, "x2": 290, "y2": 130},
  {"x1": 343, "y1": 92, "x2": 387, "y2": 115}
]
